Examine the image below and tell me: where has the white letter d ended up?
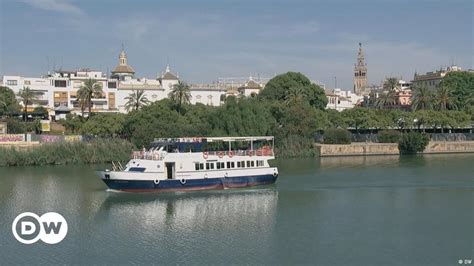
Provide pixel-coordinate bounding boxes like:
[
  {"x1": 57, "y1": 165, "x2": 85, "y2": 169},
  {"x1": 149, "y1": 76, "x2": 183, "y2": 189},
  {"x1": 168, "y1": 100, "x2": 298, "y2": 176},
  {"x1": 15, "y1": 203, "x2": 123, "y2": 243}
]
[{"x1": 21, "y1": 221, "x2": 36, "y2": 235}]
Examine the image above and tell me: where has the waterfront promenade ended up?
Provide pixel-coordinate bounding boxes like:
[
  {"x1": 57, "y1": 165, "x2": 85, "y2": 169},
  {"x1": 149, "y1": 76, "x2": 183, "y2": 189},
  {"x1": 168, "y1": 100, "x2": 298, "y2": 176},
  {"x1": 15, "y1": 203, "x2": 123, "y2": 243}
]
[{"x1": 315, "y1": 141, "x2": 474, "y2": 157}]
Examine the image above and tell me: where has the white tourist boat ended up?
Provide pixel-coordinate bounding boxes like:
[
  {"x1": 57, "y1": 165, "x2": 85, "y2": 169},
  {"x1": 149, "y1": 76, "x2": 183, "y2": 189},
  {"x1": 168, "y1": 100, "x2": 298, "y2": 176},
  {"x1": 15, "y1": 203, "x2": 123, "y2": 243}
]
[{"x1": 99, "y1": 136, "x2": 279, "y2": 192}]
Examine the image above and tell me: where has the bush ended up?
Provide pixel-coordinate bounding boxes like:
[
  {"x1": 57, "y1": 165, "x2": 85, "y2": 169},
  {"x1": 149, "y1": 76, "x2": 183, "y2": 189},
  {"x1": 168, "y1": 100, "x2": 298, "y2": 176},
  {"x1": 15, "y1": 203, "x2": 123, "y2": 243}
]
[
  {"x1": 323, "y1": 128, "x2": 352, "y2": 144},
  {"x1": 6, "y1": 118, "x2": 41, "y2": 134},
  {"x1": 398, "y1": 132, "x2": 430, "y2": 154},
  {"x1": 275, "y1": 135, "x2": 317, "y2": 158},
  {"x1": 378, "y1": 130, "x2": 401, "y2": 143},
  {"x1": 0, "y1": 139, "x2": 135, "y2": 166}
]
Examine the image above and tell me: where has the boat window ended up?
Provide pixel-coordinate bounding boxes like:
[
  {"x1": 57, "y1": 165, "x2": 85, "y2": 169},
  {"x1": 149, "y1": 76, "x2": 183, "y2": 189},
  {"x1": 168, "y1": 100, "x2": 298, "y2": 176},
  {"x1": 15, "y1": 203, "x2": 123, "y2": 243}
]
[
  {"x1": 241, "y1": 161, "x2": 245, "y2": 168},
  {"x1": 246, "y1": 161, "x2": 251, "y2": 167},
  {"x1": 251, "y1": 161, "x2": 255, "y2": 167},
  {"x1": 220, "y1": 162, "x2": 225, "y2": 169},
  {"x1": 227, "y1": 162, "x2": 231, "y2": 169},
  {"x1": 195, "y1": 163, "x2": 204, "y2": 170},
  {"x1": 231, "y1": 162, "x2": 235, "y2": 168},
  {"x1": 237, "y1": 161, "x2": 241, "y2": 168},
  {"x1": 128, "y1": 167, "x2": 146, "y2": 172},
  {"x1": 206, "y1": 162, "x2": 215, "y2": 170},
  {"x1": 217, "y1": 162, "x2": 221, "y2": 169}
]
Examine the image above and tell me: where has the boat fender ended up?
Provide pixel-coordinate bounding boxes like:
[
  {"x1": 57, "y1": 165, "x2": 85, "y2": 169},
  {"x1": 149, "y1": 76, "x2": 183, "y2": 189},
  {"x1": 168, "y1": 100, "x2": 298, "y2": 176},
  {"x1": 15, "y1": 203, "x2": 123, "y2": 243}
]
[
  {"x1": 273, "y1": 172, "x2": 278, "y2": 177},
  {"x1": 224, "y1": 172, "x2": 228, "y2": 178},
  {"x1": 154, "y1": 179, "x2": 160, "y2": 185},
  {"x1": 180, "y1": 178, "x2": 186, "y2": 185}
]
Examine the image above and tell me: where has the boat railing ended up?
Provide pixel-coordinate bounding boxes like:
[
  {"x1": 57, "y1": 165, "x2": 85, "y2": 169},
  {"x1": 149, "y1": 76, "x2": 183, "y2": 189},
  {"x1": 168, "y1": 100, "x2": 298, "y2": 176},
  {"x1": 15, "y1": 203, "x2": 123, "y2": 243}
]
[
  {"x1": 130, "y1": 147, "x2": 274, "y2": 160},
  {"x1": 204, "y1": 148, "x2": 274, "y2": 157}
]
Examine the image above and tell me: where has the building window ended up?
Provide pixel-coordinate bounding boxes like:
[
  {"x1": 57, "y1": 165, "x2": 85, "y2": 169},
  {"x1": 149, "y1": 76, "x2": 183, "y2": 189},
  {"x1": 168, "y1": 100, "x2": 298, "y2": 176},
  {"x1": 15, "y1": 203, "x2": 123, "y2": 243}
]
[
  {"x1": 6, "y1": 80, "x2": 17, "y2": 86},
  {"x1": 108, "y1": 82, "x2": 117, "y2": 88},
  {"x1": 54, "y1": 80, "x2": 67, "y2": 87}
]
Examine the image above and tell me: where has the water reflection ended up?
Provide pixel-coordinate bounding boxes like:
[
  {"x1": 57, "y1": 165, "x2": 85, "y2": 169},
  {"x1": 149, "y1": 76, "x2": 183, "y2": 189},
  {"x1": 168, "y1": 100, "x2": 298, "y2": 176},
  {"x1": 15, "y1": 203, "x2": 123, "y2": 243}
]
[
  {"x1": 318, "y1": 155, "x2": 401, "y2": 169},
  {"x1": 96, "y1": 188, "x2": 279, "y2": 232}
]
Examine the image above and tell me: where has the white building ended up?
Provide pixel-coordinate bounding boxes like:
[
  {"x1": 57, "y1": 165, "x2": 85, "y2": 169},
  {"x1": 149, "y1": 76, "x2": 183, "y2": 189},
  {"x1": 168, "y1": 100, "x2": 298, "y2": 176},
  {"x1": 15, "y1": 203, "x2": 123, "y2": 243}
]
[
  {"x1": 1, "y1": 48, "x2": 268, "y2": 119},
  {"x1": 325, "y1": 88, "x2": 363, "y2": 111},
  {"x1": 2, "y1": 69, "x2": 119, "y2": 119}
]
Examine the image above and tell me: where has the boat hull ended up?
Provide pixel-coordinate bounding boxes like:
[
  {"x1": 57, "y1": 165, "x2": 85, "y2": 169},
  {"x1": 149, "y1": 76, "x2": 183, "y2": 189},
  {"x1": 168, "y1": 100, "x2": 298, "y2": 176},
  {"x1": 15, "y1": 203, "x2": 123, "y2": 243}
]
[{"x1": 100, "y1": 174, "x2": 278, "y2": 192}]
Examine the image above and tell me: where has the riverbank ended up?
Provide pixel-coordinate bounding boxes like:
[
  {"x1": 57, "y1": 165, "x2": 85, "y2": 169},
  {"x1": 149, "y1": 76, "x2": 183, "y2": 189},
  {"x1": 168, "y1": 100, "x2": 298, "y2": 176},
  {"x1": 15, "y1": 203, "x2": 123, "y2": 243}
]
[
  {"x1": 314, "y1": 141, "x2": 474, "y2": 157},
  {"x1": 0, "y1": 139, "x2": 134, "y2": 166}
]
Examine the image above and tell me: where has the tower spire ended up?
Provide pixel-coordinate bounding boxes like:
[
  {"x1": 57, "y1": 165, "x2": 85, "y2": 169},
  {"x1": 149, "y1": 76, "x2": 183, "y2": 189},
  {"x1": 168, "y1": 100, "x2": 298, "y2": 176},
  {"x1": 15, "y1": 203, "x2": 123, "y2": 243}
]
[{"x1": 353, "y1": 42, "x2": 368, "y2": 95}]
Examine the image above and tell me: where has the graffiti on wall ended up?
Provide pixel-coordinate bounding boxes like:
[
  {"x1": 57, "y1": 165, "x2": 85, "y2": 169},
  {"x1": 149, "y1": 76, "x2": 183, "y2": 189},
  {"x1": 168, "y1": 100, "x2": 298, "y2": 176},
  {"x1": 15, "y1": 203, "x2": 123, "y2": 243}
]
[{"x1": 0, "y1": 134, "x2": 25, "y2": 142}]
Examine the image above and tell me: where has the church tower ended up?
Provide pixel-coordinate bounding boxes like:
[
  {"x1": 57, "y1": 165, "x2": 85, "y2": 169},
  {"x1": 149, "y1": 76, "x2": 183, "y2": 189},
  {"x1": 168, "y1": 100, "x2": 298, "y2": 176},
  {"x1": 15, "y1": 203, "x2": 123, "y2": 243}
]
[
  {"x1": 111, "y1": 45, "x2": 135, "y2": 81},
  {"x1": 353, "y1": 43, "x2": 367, "y2": 94}
]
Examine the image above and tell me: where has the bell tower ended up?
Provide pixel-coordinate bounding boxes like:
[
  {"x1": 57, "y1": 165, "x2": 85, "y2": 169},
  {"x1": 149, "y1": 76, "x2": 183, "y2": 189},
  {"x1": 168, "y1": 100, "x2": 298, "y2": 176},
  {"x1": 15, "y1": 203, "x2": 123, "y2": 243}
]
[{"x1": 353, "y1": 42, "x2": 367, "y2": 94}]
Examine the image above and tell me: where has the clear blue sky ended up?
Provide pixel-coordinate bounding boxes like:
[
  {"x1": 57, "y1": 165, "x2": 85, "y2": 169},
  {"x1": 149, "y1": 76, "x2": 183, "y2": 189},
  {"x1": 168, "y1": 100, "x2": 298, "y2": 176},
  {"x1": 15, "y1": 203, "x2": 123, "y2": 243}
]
[{"x1": 1, "y1": 0, "x2": 472, "y2": 89}]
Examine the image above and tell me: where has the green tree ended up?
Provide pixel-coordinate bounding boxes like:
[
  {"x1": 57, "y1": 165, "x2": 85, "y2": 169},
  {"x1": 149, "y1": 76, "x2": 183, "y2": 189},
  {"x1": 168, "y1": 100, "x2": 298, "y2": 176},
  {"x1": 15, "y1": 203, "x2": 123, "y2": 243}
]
[
  {"x1": 78, "y1": 79, "x2": 103, "y2": 117},
  {"x1": 125, "y1": 90, "x2": 150, "y2": 112},
  {"x1": 259, "y1": 72, "x2": 328, "y2": 110},
  {"x1": 375, "y1": 90, "x2": 397, "y2": 109},
  {"x1": 383, "y1": 77, "x2": 399, "y2": 91},
  {"x1": 327, "y1": 109, "x2": 348, "y2": 128},
  {"x1": 59, "y1": 114, "x2": 84, "y2": 134},
  {"x1": 435, "y1": 84, "x2": 456, "y2": 110},
  {"x1": 284, "y1": 87, "x2": 307, "y2": 105},
  {"x1": 411, "y1": 85, "x2": 433, "y2": 111},
  {"x1": 398, "y1": 132, "x2": 430, "y2": 154},
  {"x1": 18, "y1": 86, "x2": 37, "y2": 122},
  {"x1": 32, "y1": 106, "x2": 48, "y2": 119},
  {"x1": 169, "y1": 81, "x2": 191, "y2": 114},
  {"x1": 342, "y1": 107, "x2": 377, "y2": 132},
  {"x1": 81, "y1": 113, "x2": 126, "y2": 137},
  {"x1": 440, "y1": 71, "x2": 474, "y2": 109},
  {"x1": 0, "y1": 86, "x2": 20, "y2": 116}
]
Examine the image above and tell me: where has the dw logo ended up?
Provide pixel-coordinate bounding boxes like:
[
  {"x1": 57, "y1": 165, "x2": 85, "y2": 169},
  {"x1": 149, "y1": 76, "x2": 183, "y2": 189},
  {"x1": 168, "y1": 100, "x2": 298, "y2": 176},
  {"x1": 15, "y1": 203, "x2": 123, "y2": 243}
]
[{"x1": 12, "y1": 212, "x2": 68, "y2": 244}]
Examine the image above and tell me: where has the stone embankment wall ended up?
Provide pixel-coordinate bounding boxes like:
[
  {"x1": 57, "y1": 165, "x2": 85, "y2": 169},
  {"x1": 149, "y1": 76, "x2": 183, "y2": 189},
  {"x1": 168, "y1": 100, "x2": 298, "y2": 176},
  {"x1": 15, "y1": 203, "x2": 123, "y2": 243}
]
[{"x1": 315, "y1": 141, "x2": 474, "y2": 157}]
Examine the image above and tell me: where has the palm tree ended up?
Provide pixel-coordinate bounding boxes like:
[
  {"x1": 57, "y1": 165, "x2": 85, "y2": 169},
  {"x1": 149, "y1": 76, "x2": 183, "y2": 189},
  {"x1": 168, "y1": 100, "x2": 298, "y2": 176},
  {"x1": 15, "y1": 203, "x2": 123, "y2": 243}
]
[
  {"x1": 435, "y1": 84, "x2": 456, "y2": 110},
  {"x1": 77, "y1": 88, "x2": 88, "y2": 118},
  {"x1": 375, "y1": 90, "x2": 397, "y2": 109},
  {"x1": 125, "y1": 90, "x2": 150, "y2": 111},
  {"x1": 411, "y1": 85, "x2": 433, "y2": 111},
  {"x1": 384, "y1": 77, "x2": 399, "y2": 91},
  {"x1": 18, "y1": 86, "x2": 37, "y2": 122},
  {"x1": 284, "y1": 87, "x2": 307, "y2": 105},
  {"x1": 168, "y1": 81, "x2": 191, "y2": 114},
  {"x1": 78, "y1": 79, "x2": 103, "y2": 117}
]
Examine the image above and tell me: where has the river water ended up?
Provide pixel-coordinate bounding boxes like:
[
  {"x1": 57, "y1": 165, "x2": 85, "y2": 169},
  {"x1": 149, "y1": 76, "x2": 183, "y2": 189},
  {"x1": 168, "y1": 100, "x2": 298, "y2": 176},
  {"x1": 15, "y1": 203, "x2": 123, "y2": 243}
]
[{"x1": 0, "y1": 154, "x2": 473, "y2": 265}]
